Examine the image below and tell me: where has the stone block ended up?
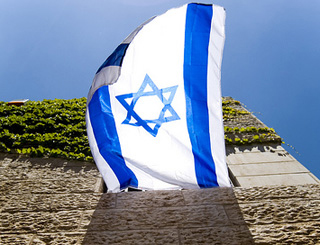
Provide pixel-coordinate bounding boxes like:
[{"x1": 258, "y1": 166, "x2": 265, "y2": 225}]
[
  {"x1": 239, "y1": 200, "x2": 320, "y2": 225},
  {"x1": 2, "y1": 194, "x2": 52, "y2": 212},
  {"x1": 0, "y1": 155, "x2": 100, "y2": 181},
  {"x1": 236, "y1": 173, "x2": 319, "y2": 187},
  {"x1": 1, "y1": 193, "x2": 113, "y2": 213},
  {"x1": 227, "y1": 150, "x2": 294, "y2": 165},
  {"x1": 0, "y1": 211, "x2": 82, "y2": 234},
  {"x1": 116, "y1": 190, "x2": 184, "y2": 209},
  {"x1": 181, "y1": 205, "x2": 230, "y2": 228},
  {"x1": 0, "y1": 155, "x2": 13, "y2": 167},
  {"x1": 32, "y1": 233, "x2": 85, "y2": 245},
  {"x1": 81, "y1": 204, "x2": 230, "y2": 232},
  {"x1": 182, "y1": 187, "x2": 237, "y2": 205},
  {"x1": 50, "y1": 193, "x2": 112, "y2": 211},
  {"x1": 82, "y1": 229, "x2": 179, "y2": 245},
  {"x1": 9, "y1": 155, "x2": 94, "y2": 169},
  {"x1": 249, "y1": 222, "x2": 320, "y2": 244},
  {"x1": 54, "y1": 211, "x2": 83, "y2": 232},
  {"x1": 0, "y1": 212, "x2": 56, "y2": 233},
  {"x1": 0, "y1": 166, "x2": 99, "y2": 181},
  {"x1": 306, "y1": 184, "x2": 320, "y2": 199},
  {"x1": 229, "y1": 161, "x2": 309, "y2": 177},
  {"x1": 25, "y1": 167, "x2": 100, "y2": 180},
  {"x1": 0, "y1": 234, "x2": 33, "y2": 245},
  {"x1": 234, "y1": 185, "x2": 315, "y2": 203},
  {"x1": 180, "y1": 226, "x2": 255, "y2": 244},
  {"x1": 2, "y1": 178, "x2": 98, "y2": 195},
  {"x1": 0, "y1": 180, "x2": 18, "y2": 195},
  {"x1": 81, "y1": 206, "x2": 186, "y2": 231},
  {"x1": 0, "y1": 166, "x2": 29, "y2": 180}
]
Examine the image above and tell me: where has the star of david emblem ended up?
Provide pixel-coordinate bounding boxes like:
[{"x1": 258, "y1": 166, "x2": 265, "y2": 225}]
[{"x1": 116, "y1": 74, "x2": 180, "y2": 137}]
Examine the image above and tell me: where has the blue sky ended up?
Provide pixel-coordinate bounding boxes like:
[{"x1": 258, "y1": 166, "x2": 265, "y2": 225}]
[{"x1": 0, "y1": 0, "x2": 319, "y2": 178}]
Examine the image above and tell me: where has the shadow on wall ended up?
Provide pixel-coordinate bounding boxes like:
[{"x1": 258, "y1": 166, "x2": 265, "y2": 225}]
[
  {"x1": 225, "y1": 143, "x2": 282, "y2": 156},
  {"x1": 0, "y1": 153, "x2": 99, "y2": 177},
  {"x1": 82, "y1": 188, "x2": 255, "y2": 244}
]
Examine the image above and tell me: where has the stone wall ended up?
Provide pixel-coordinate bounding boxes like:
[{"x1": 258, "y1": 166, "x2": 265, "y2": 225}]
[{"x1": 1, "y1": 153, "x2": 320, "y2": 244}]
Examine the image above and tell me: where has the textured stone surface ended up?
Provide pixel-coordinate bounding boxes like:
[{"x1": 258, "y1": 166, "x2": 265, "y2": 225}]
[
  {"x1": 116, "y1": 190, "x2": 185, "y2": 208},
  {"x1": 250, "y1": 222, "x2": 320, "y2": 244},
  {"x1": 0, "y1": 211, "x2": 82, "y2": 233},
  {"x1": 0, "y1": 234, "x2": 33, "y2": 245},
  {"x1": 239, "y1": 200, "x2": 320, "y2": 225},
  {"x1": 234, "y1": 184, "x2": 319, "y2": 202},
  {"x1": 82, "y1": 230, "x2": 179, "y2": 244},
  {"x1": 237, "y1": 173, "x2": 319, "y2": 187},
  {"x1": 1, "y1": 154, "x2": 320, "y2": 244},
  {"x1": 229, "y1": 161, "x2": 309, "y2": 176},
  {"x1": 1, "y1": 178, "x2": 98, "y2": 194},
  {"x1": 0, "y1": 153, "x2": 102, "y2": 241},
  {"x1": 32, "y1": 233, "x2": 85, "y2": 245},
  {"x1": 81, "y1": 206, "x2": 190, "y2": 231},
  {"x1": 0, "y1": 154, "x2": 99, "y2": 181},
  {"x1": 182, "y1": 187, "x2": 237, "y2": 205},
  {"x1": 180, "y1": 226, "x2": 254, "y2": 245}
]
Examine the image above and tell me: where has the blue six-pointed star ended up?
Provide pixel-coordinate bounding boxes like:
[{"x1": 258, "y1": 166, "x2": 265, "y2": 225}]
[{"x1": 116, "y1": 74, "x2": 180, "y2": 137}]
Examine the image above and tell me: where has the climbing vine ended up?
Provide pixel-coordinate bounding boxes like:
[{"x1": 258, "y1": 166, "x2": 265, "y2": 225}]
[
  {"x1": 222, "y1": 98, "x2": 282, "y2": 145},
  {"x1": 0, "y1": 98, "x2": 92, "y2": 161},
  {"x1": 0, "y1": 97, "x2": 282, "y2": 159}
]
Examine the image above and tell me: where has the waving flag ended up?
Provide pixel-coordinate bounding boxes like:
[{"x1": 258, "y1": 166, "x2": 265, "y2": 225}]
[{"x1": 86, "y1": 3, "x2": 230, "y2": 192}]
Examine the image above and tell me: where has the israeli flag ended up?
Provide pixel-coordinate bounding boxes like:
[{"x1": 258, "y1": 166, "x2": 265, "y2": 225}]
[{"x1": 86, "y1": 3, "x2": 230, "y2": 192}]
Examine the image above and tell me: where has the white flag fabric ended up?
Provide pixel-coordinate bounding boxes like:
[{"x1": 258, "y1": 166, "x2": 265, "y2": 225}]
[{"x1": 86, "y1": 3, "x2": 230, "y2": 192}]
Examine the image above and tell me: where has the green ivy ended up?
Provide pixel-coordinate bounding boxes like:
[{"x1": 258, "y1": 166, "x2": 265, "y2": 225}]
[
  {"x1": 222, "y1": 99, "x2": 241, "y2": 106},
  {"x1": 0, "y1": 97, "x2": 282, "y2": 159},
  {"x1": 0, "y1": 98, "x2": 90, "y2": 161},
  {"x1": 224, "y1": 126, "x2": 276, "y2": 134}
]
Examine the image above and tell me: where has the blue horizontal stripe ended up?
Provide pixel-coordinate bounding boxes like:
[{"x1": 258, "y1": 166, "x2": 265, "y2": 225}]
[
  {"x1": 96, "y1": 43, "x2": 129, "y2": 74},
  {"x1": 184, "y1": 3, "x2": 218, "y2": 188},
  {"x1": 88, "y1": 86, "x2": 138, "y2": 189}
]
